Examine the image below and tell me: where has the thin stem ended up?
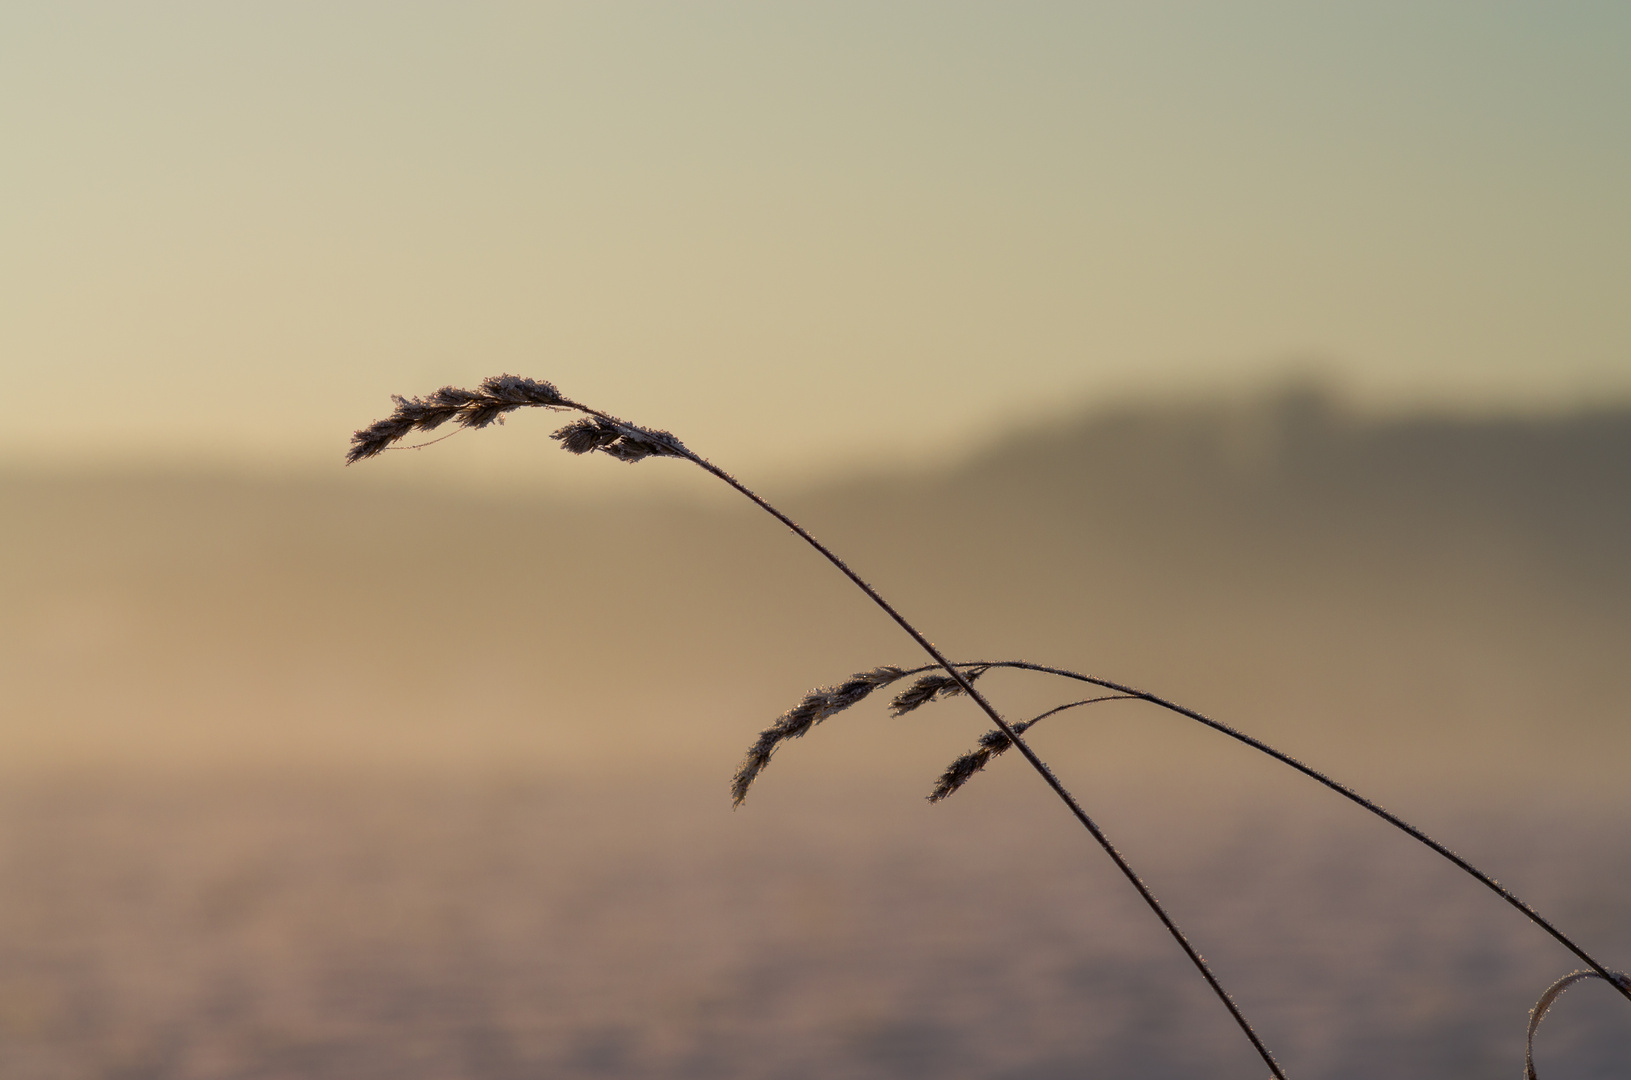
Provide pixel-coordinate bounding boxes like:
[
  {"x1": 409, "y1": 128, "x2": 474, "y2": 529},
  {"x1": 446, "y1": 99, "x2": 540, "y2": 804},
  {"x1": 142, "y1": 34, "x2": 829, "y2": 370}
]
[
  {"x1": 913, "y1": 659, "x2": 1631, "y2": 1005},
  {"x1": 663, "y1": 446, "x2": 1289, "y2": 1080},
  {"x1": 1526, "y1": 970, "x2": 1631, "y2": 1080},
  {"x1": 388, "y1": 429, "x2": 465, "y2": 452},
  {"x1": 1020, "y1": 695, "x2": 1141, "y2": 730}
]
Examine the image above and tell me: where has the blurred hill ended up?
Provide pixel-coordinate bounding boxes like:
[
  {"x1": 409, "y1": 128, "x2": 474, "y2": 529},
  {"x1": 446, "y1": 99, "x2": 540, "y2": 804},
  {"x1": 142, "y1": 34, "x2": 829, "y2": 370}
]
[{"x1": 2, "y1": 387, "x2": 1627, "y2": 791}]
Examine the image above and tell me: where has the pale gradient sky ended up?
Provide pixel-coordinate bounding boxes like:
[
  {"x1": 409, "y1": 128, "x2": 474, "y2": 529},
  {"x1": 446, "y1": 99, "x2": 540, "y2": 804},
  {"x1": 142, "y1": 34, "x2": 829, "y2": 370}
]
[{"x1": 3, "y1": 2, "x2": 1628, "y2": 487}]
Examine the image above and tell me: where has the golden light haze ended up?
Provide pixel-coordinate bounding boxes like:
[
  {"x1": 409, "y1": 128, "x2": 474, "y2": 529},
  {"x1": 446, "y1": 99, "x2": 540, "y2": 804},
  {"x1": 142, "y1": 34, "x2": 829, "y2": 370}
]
[
  {"x1": 4, "y1": 10, "x2": 1631, "y2": 1072},
  {"x1": 3, "y1": 2, "x2": 1628, "y2": 484}
]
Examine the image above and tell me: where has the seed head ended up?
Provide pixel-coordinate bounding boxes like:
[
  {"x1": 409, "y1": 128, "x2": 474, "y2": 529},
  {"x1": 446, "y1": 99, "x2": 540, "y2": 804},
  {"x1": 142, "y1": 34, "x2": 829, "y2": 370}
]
[
  {"x1": 731, "y1": 666, "x2": 907, "y2": 805},
  {"x1": 888, "y1": 666, "x2": 988, "y2": 716},
  {"x1": 345, "y1": 374, "x2": 570, "y2": 463}
]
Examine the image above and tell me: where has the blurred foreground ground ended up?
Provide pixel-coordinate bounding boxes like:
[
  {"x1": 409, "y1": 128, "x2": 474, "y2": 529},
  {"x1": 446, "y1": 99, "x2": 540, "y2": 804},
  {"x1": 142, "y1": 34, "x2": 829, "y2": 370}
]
[
  {"x1": 0, "y1": 775, "x2": 1627, "y2": 1079},
  {"x1": 1, "y1": 389, "x2": 1628, "y2": 1077}
]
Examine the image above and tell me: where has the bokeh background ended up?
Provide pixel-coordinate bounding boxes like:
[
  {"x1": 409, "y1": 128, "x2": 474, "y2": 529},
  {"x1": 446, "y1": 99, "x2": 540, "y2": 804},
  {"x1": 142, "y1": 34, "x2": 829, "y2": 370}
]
[{"x1": 2, "y1": 4, "x2": 1629, "y2": 1077}]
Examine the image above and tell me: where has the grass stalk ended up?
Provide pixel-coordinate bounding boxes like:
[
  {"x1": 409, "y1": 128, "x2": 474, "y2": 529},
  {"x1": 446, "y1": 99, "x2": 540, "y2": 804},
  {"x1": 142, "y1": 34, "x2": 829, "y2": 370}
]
[
  {"x1": 754, "y1": 656, "x2": 1631, "y2": 1007},
  {"x1": 1525, "y1": 970, "x2": 1631, "y2": 1079},
  {"x1": 962, "y1": 661, "x2": 1631, "y2": 1001},
  {"x1": 349, "y1": 374, "x2": 1628, "y2": 1075},
  {"x1": 350, "y1": 375, "x2": 1288, "y2": 1078}
]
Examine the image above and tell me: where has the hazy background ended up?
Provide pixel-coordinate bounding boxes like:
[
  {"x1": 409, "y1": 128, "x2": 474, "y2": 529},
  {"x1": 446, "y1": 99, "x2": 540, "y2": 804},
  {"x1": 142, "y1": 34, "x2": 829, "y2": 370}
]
[
  {"x1": 2, "y1": 4, "x2": 1629, "y2": 1078},
  {"x1": 3, "y1": 1, "x2": 1629, "y2": 481}
]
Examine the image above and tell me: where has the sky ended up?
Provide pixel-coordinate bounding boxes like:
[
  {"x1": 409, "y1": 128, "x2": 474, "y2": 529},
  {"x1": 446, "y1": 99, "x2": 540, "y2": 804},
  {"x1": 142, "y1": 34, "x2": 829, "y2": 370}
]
[{"x1": 3, "y1": 1, "x2": 1628, "y2": 487}]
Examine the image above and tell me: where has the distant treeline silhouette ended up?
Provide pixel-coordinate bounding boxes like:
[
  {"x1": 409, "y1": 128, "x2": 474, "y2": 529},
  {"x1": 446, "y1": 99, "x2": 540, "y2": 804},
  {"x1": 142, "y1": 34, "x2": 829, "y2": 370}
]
[{"x1": 920, "y1": 386, "x2": 1631, "y2": 598}]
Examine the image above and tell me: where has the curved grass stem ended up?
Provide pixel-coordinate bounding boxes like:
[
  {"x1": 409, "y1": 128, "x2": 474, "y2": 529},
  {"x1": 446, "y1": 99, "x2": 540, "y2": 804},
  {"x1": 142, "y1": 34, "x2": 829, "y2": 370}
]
[
  {"x1": 669, "y1": 452, "x2": 1289, "y2": 1079},
  {"x1": 895, "y1": 658, "x2": 1631, "y2": 1004},
  {"x1": 349, "y1": 378, "x2": 1294, "y2": 1076},
  {"x1": 350, "y1": 376, "x2": 1628, "y2": 1074},
  {"x1": 1526, "y1": 969, "x2": 1631, "y2": 1079}
]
